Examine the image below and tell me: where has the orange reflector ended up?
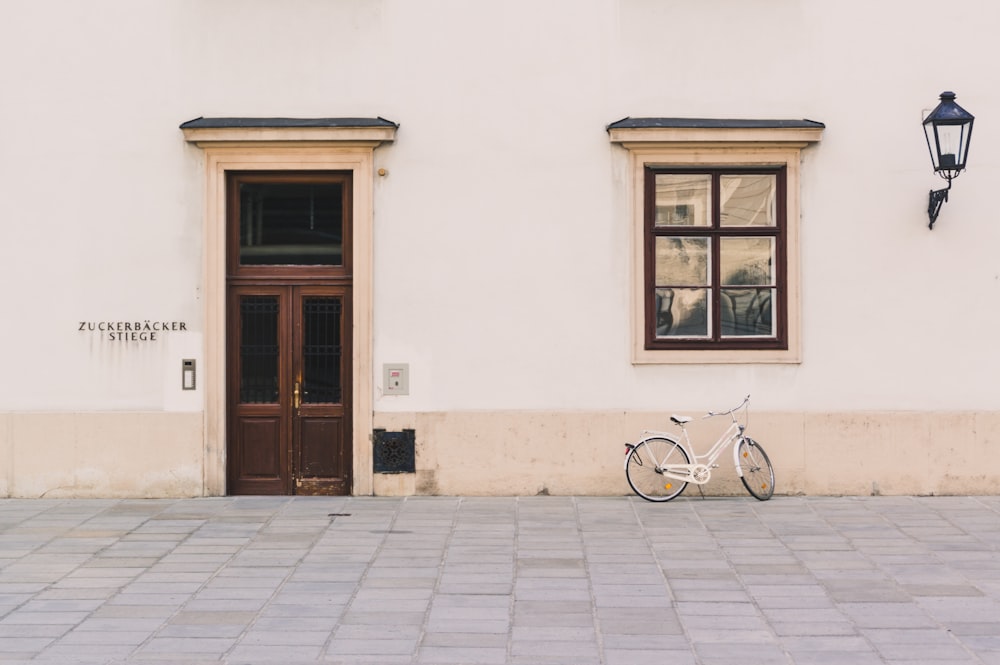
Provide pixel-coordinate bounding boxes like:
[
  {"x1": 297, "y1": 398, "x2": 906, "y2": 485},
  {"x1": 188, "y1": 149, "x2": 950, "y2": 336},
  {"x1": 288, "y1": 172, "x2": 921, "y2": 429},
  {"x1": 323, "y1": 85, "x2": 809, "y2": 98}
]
[
  {"x1": 664, "y1": 483, "x2": 672, "y2": 489},
  {"x1": 743, "y1": 451, "x2": 748, "y2": 457}
]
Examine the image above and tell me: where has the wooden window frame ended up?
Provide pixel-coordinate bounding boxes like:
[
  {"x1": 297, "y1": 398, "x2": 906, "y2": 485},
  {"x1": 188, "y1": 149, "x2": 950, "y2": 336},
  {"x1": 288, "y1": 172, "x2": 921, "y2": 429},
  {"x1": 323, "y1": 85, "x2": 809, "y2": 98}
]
[
  {"x1": 643, "y1": 166, "x2": 787, "y2": 351},
  {"x1": 226, "y1": 171, "x2": 354, "y2": 281}
]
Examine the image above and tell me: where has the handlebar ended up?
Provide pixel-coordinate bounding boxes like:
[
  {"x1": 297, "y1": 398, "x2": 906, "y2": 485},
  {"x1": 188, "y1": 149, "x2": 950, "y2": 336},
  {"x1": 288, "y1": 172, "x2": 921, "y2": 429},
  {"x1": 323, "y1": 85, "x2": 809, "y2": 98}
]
[{"x1": 704, "y1": 394, "x2": 750, "y2": 419}]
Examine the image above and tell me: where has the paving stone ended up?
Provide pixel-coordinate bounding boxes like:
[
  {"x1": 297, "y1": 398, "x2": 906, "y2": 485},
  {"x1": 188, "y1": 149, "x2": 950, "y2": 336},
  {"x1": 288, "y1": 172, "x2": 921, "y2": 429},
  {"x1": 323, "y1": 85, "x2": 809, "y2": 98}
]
[
  {"x1": 2, "y1": 496, "x2": 1000, "y2": 663},
  {"x1": 416, "y1": 646, "x2": 507, "y2": 664}
]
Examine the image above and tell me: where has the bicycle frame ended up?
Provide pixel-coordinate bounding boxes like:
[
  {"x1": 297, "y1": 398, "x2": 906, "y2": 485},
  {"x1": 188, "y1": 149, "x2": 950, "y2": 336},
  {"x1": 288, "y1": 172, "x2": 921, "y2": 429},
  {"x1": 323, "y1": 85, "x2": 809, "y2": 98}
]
[{"x1": 631, "y1": 395, "x2": 750, "y2": 485}]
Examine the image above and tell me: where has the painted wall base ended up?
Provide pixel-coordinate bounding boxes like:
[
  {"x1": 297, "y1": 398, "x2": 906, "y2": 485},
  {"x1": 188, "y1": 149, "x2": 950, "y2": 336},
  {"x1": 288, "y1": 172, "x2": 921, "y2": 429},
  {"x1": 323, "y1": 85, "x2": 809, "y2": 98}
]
[
  {"x1": 2, "y1": 409, "x2": 997, "y2": 498},
  {"x1": 373, "y1": 473, "x2": 416, "y2": 497},
  {"x1": 374, "y1": 410, "x2": 1000, "y2": 498},
  {"x1": 0, "y1": 412, "x2": 204, "y2": 498}
]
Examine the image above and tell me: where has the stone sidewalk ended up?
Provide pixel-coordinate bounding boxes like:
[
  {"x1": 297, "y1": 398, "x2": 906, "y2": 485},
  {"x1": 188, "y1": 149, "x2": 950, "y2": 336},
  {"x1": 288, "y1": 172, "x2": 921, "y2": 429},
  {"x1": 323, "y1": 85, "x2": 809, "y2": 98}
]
[{"x1": 1, "y1": 495, "x2": 999, "y2": 664}]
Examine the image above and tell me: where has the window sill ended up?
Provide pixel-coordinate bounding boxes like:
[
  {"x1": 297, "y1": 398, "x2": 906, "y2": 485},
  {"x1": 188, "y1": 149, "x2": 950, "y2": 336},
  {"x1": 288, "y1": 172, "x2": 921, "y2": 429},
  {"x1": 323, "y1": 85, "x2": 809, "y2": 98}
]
[{"x1": 632, "y1": 346, "x2": 801, "y2": 365}]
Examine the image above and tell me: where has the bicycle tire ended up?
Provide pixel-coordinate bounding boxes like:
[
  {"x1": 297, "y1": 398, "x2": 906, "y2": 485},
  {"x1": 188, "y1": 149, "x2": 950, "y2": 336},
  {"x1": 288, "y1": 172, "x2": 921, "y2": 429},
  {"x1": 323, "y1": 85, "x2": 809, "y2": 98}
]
[
  {"x1": 626, "y1": 437, "x2": 690, "y2": 502},
  {"x1": 737, "y1": 437, "x2": 774, "y2": 501}
]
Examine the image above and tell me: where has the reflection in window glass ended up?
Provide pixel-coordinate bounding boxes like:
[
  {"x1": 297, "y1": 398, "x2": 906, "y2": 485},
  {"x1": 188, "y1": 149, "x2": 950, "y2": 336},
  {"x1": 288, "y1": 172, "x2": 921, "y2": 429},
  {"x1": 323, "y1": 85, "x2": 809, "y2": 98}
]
[
  {"x1": 720, "y1": 175, "x2": 776, "y2": 226},
  {"x1": 654, "y1": 237, "x2": 710, "y2": 286},
  {"x1": 655, "y1": 288, "x2": 710, "y2": 338},
  {"x1": 720, "y1": 237, "x2": 774, "y2": 286},
  {"x1": 722, "y1": 288, "x2": 775, "y2": 337},
  {"x1": 654, "y1": 174, "x2": 711, "y2": 226},
  {"x1": 645, "y1": 166, "x2": 784, "y2": 348},
  {"x1": 240, "y1": 183, "x2": 343, "y2": 266}
]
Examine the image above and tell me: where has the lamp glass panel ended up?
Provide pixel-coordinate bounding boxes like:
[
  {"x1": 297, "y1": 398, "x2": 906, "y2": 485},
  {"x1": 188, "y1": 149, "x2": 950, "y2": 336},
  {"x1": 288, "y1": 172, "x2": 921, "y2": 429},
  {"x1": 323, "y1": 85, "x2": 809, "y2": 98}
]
[{"x1": 935, "y1": 124, "x2": 965, "y2": 170}]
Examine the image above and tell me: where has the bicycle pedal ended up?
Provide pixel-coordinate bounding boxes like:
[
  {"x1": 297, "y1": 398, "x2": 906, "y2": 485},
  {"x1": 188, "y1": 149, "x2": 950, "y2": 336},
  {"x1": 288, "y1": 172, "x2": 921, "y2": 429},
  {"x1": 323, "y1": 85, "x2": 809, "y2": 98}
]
[{"x1": 710, "y1": 464, "x2": 719, "y2": 469}]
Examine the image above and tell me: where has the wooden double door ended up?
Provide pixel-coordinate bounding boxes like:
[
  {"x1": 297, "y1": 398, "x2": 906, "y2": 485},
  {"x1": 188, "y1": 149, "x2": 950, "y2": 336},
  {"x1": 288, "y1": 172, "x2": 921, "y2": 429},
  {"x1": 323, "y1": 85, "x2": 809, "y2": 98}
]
[
  {"x1": 225, "y1": 171, "x2": 353, "y2": 495},
  {"x1": 227, "y1": 284, "x2": 351, "y2": 495}
]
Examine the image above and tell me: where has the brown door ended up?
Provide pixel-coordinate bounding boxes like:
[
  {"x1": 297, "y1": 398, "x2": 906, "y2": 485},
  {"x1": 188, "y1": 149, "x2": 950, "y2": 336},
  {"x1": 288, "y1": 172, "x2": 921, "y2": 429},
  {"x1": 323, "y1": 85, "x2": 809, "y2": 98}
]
[
  {"x1": 225, "y1": 171, "x2": 353, "y2": 495},
  {"x1": 227, "y1": 285, "x2": 351, "y2": 495}
]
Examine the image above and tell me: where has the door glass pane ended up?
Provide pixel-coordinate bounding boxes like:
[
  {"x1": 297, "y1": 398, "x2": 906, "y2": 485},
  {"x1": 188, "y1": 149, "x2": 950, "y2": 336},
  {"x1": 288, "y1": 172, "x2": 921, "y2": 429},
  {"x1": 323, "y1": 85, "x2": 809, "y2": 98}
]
[
  {"x1": 654, "y1": 287, "x2": 710, "y2": 338},
  {"x1": 302, "y1": 297, "x2": 342, "y2": 404},
  {"x1": 720, "y1": 175, "x2": 776, "y2": 226},
  {"x1": 654, "y1": 174, "x2": 711, "y2": 226},
  {"x1": 240, "y1": 183, "x2": 344, "y2": 265},
  {"x1": 722, "y1": 288, "x2": 775, "y2": 337},
  {"x1": 721, "y1": 237, "x2": 774, "y2": 286},
  {"x1": 655, "y1": 237, "x2": 710, "y2": 286},
  {"x1": 240, "y1": 296, "x2": 279, "y2": 403}
]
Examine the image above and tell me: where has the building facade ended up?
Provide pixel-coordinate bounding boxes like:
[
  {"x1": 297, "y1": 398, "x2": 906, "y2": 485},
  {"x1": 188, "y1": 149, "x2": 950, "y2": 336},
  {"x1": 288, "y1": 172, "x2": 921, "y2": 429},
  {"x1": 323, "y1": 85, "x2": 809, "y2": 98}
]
[{"x1": 2, "y1": 0, "x2": 998, "y2": 498}]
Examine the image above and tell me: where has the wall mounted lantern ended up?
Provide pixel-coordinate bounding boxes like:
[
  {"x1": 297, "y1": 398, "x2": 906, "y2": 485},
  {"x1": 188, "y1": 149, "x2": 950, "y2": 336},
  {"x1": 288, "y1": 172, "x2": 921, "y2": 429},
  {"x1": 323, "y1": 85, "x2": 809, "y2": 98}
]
[{"x1": 923, "y1": 91, "x2": 974, "y2": 229}]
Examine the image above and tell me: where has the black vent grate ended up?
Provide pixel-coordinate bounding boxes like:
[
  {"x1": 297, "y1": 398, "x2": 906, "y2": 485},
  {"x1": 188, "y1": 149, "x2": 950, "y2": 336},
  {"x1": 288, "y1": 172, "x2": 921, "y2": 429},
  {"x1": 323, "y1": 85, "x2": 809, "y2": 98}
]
[{"x1": 373, "y1": 429, "x2": 416, "y2": 473}]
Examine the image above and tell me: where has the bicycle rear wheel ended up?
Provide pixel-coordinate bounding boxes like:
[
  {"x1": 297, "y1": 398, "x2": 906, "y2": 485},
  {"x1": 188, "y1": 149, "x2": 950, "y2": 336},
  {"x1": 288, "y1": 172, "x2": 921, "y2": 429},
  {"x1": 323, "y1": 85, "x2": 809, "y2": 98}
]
[
  {"x1": 737, "y1": 437, "x2": 774, "y2": 501},
  {"x1": 626, "y1": 437, "x2": 689, "y2": 502}
]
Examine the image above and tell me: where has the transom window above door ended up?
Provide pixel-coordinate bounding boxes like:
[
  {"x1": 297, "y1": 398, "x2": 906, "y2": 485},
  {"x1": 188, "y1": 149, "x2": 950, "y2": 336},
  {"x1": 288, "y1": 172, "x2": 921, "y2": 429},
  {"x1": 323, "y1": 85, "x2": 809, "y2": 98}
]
[{"x1": 227, "y1": 172, "x2": 352, "y2": 277}]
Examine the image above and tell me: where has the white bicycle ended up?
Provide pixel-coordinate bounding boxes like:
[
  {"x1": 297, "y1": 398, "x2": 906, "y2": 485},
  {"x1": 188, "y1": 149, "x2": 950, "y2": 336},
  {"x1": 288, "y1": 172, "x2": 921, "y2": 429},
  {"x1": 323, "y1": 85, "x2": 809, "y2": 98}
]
[{"x1": 624, "y1": 395, "x2": 774, "y2": 502}]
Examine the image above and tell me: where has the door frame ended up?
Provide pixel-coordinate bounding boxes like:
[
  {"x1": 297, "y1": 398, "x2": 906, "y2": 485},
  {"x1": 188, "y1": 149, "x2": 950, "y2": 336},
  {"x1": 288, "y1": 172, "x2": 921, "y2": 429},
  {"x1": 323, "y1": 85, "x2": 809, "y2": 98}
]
[{"x1": 183, "y1": 123, "x2": 396, "y2": 496}]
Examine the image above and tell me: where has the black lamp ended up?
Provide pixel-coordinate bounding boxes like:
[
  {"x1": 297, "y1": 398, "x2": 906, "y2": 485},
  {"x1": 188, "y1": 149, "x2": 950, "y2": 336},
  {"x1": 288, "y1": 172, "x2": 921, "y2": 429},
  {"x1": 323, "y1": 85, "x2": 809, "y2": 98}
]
[{"x1": 923, "y1": 91, "x2": 974, "y2": 229}]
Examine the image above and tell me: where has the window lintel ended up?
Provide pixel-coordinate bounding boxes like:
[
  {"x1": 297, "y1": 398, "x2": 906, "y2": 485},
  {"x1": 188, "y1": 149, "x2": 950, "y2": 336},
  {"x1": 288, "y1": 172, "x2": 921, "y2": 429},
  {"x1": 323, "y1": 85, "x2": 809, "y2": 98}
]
[
  {"x1": 181, "y1": 116, "x2": 399, "y2": 147},
  {"x1": 607, "y1": 117, "x2": 824, "y2": 147}
]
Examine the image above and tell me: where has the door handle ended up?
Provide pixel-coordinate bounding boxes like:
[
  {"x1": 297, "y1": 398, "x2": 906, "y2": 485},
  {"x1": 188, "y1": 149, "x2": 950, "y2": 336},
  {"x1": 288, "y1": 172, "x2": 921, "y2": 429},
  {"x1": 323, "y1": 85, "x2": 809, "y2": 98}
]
[{"x1": 293, "y1": 381, "x2": 301, "y2": 410}]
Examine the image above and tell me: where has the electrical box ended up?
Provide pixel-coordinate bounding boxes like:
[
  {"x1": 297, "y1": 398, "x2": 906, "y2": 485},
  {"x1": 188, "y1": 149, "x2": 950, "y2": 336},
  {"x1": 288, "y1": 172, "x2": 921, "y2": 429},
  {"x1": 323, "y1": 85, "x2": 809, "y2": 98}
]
[{"x1": 383, "y1": 363, "x2": 409, "y2": 395}]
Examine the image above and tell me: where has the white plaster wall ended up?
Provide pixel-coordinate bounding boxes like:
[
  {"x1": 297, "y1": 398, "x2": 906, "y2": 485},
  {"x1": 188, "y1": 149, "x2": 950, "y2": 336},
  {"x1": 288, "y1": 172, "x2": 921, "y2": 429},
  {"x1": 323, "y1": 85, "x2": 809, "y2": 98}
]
[{"x1": 1, "y1": 0, "x2": 999, "y2": 496}]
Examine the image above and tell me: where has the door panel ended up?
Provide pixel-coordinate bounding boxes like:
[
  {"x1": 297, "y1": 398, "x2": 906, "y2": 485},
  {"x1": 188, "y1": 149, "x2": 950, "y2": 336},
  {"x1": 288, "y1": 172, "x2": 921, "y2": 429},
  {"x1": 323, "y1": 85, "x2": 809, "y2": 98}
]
[
  {"x1": 238, "y1": 418, "x2": 281, "y2": 476},
  {"x1": 227, "y1": 286, "x2": 351, "y2": 495},
  {"x1": 293, "y1": 291, "x2": 350, "y2": 495}
]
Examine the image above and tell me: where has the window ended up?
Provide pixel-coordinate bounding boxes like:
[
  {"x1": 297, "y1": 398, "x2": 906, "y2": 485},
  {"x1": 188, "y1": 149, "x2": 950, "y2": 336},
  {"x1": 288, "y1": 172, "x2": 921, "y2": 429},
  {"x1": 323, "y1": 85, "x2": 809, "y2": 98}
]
[
  {"x1": 227, "y1": 171, "x2": 352, "y2": 274},
  {"x1": 608, "y1": 117, "x2": 823, "y2": 363},
  {"x1": 646, "y1": 167, "x2": 785, "y2": 350}
]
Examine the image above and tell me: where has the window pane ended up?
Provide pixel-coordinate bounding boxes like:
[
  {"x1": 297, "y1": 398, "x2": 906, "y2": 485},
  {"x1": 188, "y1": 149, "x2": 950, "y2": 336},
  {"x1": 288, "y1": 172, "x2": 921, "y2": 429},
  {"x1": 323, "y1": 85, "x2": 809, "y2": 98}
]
[
  {"x1": 654, "y1": 174, "x2": 711, "y2": 226},
  {"x1": 655, "y1": 288, "x2": 709, "y2": 338},
  {"x1": 655, "y1": 237, "x2": 710, "y2": 286},
  {"x1": 720, "y1": 175, "x2": 776, "y2": 227},
  {"x1": 239, "y1": 296, "x2": 279, "y2": 404},
  {"x1": 240, "y1": 183, "x2": 344, "y2": 265},
  {"x1": 721, "y1": 237, "x2": 774, "y2": 286},
  {"x1": 302, "y1": 297, "x2": 343, "y2": 404},
  {"x1": 722, "y1": 288, "x2": 775, "y2": 337}
]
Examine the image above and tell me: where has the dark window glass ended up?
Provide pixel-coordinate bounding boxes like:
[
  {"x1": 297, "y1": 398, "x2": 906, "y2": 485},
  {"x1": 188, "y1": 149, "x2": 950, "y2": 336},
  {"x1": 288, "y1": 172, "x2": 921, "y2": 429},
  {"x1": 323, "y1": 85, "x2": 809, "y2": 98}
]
[
  {"x1": 302, "y1": 297, "x2": 342, "y2": 404},
  {"x1": 239, "y1": 296, "x2": 279, "y2": 403},
  {"x1": 239, "y1": 183, "x2": 343, "y2": 266}
]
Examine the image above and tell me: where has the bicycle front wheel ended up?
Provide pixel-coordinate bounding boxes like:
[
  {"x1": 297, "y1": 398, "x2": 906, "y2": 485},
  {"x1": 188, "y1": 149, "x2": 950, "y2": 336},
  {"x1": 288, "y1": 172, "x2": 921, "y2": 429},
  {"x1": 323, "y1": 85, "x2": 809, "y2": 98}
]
[
  {"x1": 626, "y1": 437, "x2": 690, "y2": 502},
  {"x1": 737, "y1": 437, "x2": 774, "y2": 501}
]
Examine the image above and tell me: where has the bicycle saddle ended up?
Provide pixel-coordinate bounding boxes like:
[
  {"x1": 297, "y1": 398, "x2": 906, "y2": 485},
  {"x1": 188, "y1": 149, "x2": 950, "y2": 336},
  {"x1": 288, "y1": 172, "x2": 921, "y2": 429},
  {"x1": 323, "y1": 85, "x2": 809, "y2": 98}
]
[{"x1": 670, "y1": 415, "x2": 692, "y2": 425}]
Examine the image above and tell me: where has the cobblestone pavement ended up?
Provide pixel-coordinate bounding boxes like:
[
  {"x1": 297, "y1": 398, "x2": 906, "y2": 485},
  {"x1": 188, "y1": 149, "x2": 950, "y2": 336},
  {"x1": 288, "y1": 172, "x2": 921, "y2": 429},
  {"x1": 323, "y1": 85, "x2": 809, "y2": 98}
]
[{"x1": 1, "y1": 495, "x2": 999, "y2": 664}]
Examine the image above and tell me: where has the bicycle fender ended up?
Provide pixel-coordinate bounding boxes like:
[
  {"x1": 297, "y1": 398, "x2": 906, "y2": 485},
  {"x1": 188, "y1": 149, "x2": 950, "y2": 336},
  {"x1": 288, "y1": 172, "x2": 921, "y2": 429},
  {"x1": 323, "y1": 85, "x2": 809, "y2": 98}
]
[
  {"x1": 733, "y1": 437, "x2": 751, "y2": 478},
  {"x1": 624, "y1": 435, "x2": 682, "y2": 470}
]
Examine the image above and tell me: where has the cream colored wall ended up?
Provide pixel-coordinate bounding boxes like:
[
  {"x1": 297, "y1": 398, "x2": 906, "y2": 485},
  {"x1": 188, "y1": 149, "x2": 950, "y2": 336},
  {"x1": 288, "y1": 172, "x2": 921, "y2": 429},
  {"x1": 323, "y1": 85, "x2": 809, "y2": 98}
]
[
  {"x1": 2, "y1": 0, "x2": 1000, "y2": 498},
  {"x1": 373, "y1": 410, "x2": 1000, "y2": 497}
]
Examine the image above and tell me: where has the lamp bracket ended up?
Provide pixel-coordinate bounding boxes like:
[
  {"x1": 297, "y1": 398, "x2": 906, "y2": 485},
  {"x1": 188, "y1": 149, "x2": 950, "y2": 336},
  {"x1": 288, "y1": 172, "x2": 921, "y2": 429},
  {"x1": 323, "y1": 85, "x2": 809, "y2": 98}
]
[{"x1": 928, "y1": 179, "x2": 952, "y2": 230}]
